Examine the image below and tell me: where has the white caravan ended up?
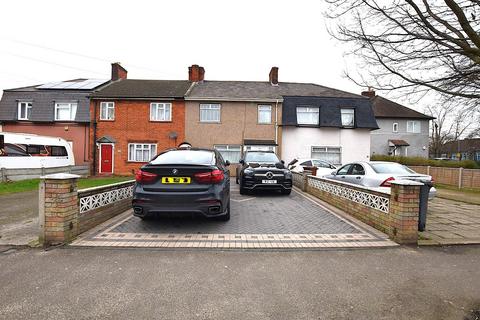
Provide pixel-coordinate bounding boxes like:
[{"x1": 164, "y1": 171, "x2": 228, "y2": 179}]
[{"x1": 0, "y1": 132, "x2": 74, "y2": 169}]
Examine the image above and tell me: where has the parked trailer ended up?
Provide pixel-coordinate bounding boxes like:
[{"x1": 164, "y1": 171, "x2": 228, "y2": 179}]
[{"x1": 0, "y1": 132, "x2": 74, "y2": 169}]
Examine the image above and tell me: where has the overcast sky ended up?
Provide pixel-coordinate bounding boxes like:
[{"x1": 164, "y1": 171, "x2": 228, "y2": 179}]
[{"x1": 0, "y1": 0, "x2": 422, "y2": 110}]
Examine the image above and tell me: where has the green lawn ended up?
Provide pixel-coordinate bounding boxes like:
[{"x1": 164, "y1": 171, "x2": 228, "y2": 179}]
[
  {"x1": 0, "y1": 176, "x2": 134, "y2": 195},
  {"x1": 435, "y1": 183, "x2": 480, "y2": 194},
  {"x1": 435, "y1": 183, "x2": 480, "y2": 205}
]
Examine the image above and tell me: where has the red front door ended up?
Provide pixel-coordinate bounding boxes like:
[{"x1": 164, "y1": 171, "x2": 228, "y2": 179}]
[{"x1": 100, "y1": 144, "x2": 113, "y2": 173}]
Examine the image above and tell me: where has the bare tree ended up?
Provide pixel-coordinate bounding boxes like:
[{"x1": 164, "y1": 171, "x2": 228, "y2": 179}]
[
  {"x1": 426, "y1": 100, "x2": 479, "y2": 156},
  {"x1": 325, "y1": 0, "x2": 480, "y2": 105}
]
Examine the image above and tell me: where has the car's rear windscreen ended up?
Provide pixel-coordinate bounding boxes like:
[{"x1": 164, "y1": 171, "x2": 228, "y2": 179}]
[
  {"x1": 370, "y1": 163, "x2": 415, "y2": 174},
  {"x1": 150, "y1": 150, "x2": 215, "y2": 165}
]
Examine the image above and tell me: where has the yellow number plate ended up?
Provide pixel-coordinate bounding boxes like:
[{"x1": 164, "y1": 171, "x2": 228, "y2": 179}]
[{"x1": 161, "y1": 177, "x2": 191, "y2": 184}]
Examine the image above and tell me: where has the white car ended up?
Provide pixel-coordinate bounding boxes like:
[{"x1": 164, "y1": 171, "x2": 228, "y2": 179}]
[
  {"x1": 288, "y1": 159, "x2": 337, "y2": 177},
  {"x1": 325, "y1": 161, "x2": 437, "y2": 199}
]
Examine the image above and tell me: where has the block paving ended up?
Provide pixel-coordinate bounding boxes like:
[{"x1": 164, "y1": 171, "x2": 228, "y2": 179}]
[{"x1": 71, "y1": 186, "x2": 397, "y2": 250}]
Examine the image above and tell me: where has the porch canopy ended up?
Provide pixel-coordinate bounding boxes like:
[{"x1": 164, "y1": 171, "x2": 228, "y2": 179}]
[
  {"x1": 243, "y1": 139, "x2": 277, "y2": 146},
  {"x1": 388, "y1": 139, "x2": 409, "y2": 147}
]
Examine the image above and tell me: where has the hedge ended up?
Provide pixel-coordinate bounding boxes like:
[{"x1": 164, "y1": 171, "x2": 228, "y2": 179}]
[{"x1": 370, "y1": 155, "x2": 480, "y2": 169}]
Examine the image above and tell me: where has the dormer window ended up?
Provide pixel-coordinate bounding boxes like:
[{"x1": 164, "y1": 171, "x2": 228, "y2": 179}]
[
  {"x1": 341, "y1": 108, "x2": 355, "y2": 127},
  {"x1": 296, "y1": 107, "x2": 319, "y2": 125},
  {"x1": 18, "y1": 102, "x2": 32, "y2": 120},
  {"x1": 55, "y1": 102, "x2": 77, "y2": 121}
]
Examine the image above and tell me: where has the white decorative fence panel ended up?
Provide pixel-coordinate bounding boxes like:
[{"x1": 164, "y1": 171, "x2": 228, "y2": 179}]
[
  {"x1": 292, "y1": 172, "x2": 305, "y2": 188},
  {"x1": 308, "y1": 177, "x2": 390, "y2": 213},
  {"x1": 79, "y1": 183, "x2": 134, "y2": 214}
]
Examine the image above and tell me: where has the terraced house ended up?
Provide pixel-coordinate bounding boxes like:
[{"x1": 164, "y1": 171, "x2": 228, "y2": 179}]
[
  {"x1": 0, "y1": 78, "x2": 109, "y2": 165},
  {"x1": 185, "y1": 65, "x2": 378, "y2": 172},
  {"x1": 89, "y1": 64, "x2": 191, "y2": 175}
]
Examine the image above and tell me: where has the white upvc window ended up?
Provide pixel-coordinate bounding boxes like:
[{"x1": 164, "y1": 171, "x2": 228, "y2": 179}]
[
  {"x1": 150, "y1": 103, "x2": 172, "y2": 121},
  {"x1": 54, "y1": 102, "x2": 77, "y2": 121},
  {"x1": 407, "y1": 120, "x2": 421, "y2": 133},
  {"x1": 200, "y1": 104, "x2": 221, "y2": 122},
  {"x1": 296, "y1": 107, "x2": 319, "y2": 125},
  {"x1": 214, "y1": 145, "x2": 242, "y2": 163},
  {"x1": 392, "y1": 122, "x2": 399, "y2": 133},
  {"x1": 100, "y1": 102, "x2": 115, "y2": 120},
  {"x1": 340, "y1": 108, "x2": 355, "y2": 127},
  {"x1": 258, "y1": 105, "x2": 272, "y2": 124},
  {"x1": 311, "y1": 146, "x2": 342, "y2": 166},
  {"x1": 128, "y1": 143, "x2": 157, "y2": 162},
  {"x1": 18, "y1": 102, "x2": 32, "y2": 120}
]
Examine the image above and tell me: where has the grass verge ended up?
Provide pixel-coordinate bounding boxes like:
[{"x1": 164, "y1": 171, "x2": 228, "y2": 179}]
[
  {"x1": 435, "y1": 184, "x2": 480, "y2": 205},
  {"x1": 0, "y1": 176, "x2": 134, "y2": 196}
]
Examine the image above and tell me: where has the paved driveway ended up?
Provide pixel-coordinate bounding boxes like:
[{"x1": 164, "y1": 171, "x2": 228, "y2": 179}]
[{"x1": 72, "y1": 184, "x2": 396, "y2": 249}]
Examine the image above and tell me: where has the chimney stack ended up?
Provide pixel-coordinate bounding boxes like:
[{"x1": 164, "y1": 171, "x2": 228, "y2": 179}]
[
  {"x1": 189, "y1": 64, "x2": 205, "y2": 82},
  {"x1": 111, "y1": 62, "x2": 128, "y2": 81},
  {"x1": 269, "y1": 67, "x2": 279, "y2": 85},
  {"x1": 361, "y1": 88, "x2": 376, "y2": 98}
]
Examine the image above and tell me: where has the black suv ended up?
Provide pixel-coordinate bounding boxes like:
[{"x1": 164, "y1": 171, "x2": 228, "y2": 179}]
[
  {"x1": 132, "y1": 148, "x2": 231, "y2": 221},
  {"x1": 236, "y1": 151, "x2": 292, "y2": 195}
]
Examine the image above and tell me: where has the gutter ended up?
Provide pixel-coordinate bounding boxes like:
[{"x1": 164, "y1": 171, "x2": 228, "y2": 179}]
[
  {"x1": 185, "y1": 97, "x2": 284, "y2": 103},
  {"x1": 274, "y1": 99, "x2": 279, "y2": 154}
]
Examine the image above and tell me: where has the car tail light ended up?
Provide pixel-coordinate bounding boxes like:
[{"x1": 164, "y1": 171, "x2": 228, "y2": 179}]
[
  {"x1": 135, "y1": 170, "x2": 158, "y2": 184},
  {"x1": 380, "y1": 177, "x2": 395, "y2": 187},
  {"x1": 194, "y1": 169, "x2": 224, "y2": 184}
]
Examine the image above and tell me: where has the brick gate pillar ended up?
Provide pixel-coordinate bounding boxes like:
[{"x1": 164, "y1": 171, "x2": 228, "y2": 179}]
[
  {"x1": 39, "y1": 173, "x2": 80, "y2": 246},
  {"x1": 389, "y1": 180, "x2": 422, "y2": 244}
]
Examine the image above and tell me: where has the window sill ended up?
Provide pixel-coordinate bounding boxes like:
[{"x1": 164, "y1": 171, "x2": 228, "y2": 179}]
[
  {"x1": 257, "y1": 122, "x2": 273, "y2": 125},
  {"x1": 199, "y1": 121, "x2": 221, "y2": 124},
  {"x1": 150, "y1": 120, "x2": 173, "y2": 123},
  {"x1": 99, "y1": 119, "x2": 115, "y2": 122}
]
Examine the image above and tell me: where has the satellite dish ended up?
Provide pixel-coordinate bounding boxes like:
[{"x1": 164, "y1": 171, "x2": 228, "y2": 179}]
[{"x1": 168, "y1": 131, "x2": 178, "y2": 139}]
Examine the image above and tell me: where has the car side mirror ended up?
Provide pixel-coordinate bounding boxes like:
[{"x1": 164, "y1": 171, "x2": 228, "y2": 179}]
[
  {"x1": 225, "y1": 160, "x2": 230, "y2": 166},
  {"x1": 281, "y1": 160, "x2": 285, "y2": 164},
  {"x1": 239, "y1": 159, "x2": 245, "y2": 165},
  {"x1": 331, "y1": 171, "x2": 337, "y2": 176}
]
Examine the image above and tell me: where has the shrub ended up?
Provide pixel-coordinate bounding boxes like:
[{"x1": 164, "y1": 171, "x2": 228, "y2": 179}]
[{"x1": 370, "y1": 155, "x2": 480, "y2": 169}]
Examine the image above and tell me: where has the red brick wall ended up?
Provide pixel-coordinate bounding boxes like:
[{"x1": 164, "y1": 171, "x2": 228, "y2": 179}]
[{"x1": 90, "y1": 100, "x2": 185, "y2": 175}]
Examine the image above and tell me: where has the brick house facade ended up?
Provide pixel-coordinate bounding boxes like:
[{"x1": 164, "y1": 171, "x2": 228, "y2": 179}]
[
  {"x1": 89, "y1": 65, "x2": 191, "y2": 175},
  {"x1": 89, "y1": 99, "x2": 186, "y2": 175}
]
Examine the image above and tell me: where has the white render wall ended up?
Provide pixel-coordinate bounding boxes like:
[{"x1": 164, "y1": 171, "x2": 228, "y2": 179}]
[{"x1": 281, "y1": 127, "x2": 371, "y2": 165}]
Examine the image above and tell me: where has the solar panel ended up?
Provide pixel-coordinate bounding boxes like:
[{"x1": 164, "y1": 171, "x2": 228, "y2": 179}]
[{"x1": 37, "y1": 79, "x2": 108, "y2": 90}]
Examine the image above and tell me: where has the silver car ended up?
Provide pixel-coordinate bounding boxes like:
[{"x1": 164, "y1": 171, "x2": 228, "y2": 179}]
[{"x1": 325, "y1": 161, "x2": 437, "y2": 199}]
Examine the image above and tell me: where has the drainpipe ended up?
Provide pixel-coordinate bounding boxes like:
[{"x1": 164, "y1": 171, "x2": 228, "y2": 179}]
[
  {"x1": 92, "y1": 100, "x2": 98, "y2": 175},
  {"x1": 275, "y1": 99, "x2": 279, "y2": 154}
]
